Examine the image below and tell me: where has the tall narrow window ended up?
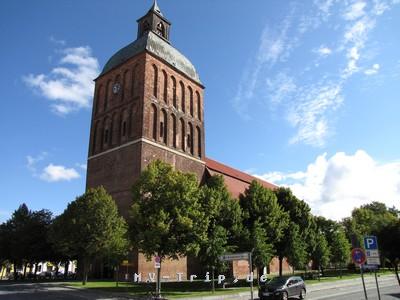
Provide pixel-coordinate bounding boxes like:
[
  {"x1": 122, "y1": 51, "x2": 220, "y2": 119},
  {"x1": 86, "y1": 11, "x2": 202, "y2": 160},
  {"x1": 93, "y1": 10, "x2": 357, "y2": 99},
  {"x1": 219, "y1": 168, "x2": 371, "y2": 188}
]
[
  {"x1": 105, "y1": 81, "x2": 111, "y2": 111},
  {"x1": 122, "y1": 70, "x2": 129, "y2": 101},
  {"x1": 188, "y1": 123, "x2": 194, "y2": 155},
  {"x1": 172, "y1": 76, "x2": 177, "y2": 108},
  {"x1": 151, "y1": 104, "x2": 157, "y2": 140},
  {"x1": 180, "y1": 81, "x2": 185, "y2": 112},
  {"x1": 188, "y1": 86, "x2": 193, "y2": 117},
  {"x1": 153, "y1": 65, "x2": 158, "y2": 98},
  {"x1": 162, "y1": 70, "x2": 168, "y2": 103},
  {"x1": 196, "y1": 91, "x2": 201, "y2": 120},
  {"x1": 104, "y1": 129, "x2": 109, "y2": 144},
  {"x1": 197, "y1": 126, "x2": 202, "y2": 157},
  {"x1": 122, "y1": 121, "x2": 127, "y2": 137},
  {"x1": 92, "y1": 124, "x2": 98, "y2": 155},
  {"x1": 180, "y1": 118, "x2": 185, "y2": 151},
  {"x1": 131, "y1": 65, "x2": 137, "y2": 96},
  {"x1": 171, "y1": 114, "x2": 177, "y2": 148},
  {"x1": 96, "y1": 85, "x2": 103, "y2": 115},
  {"x1": 160, "y1": 109, "x2": 167, "y2": 144}
]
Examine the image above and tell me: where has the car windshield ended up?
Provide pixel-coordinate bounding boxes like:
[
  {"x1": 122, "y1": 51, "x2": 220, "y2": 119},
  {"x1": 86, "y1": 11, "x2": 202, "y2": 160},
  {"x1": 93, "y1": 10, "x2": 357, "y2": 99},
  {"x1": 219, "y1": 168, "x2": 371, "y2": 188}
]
[{"x1": 266, "y1": 277, "x2": 288, "y2": 287}]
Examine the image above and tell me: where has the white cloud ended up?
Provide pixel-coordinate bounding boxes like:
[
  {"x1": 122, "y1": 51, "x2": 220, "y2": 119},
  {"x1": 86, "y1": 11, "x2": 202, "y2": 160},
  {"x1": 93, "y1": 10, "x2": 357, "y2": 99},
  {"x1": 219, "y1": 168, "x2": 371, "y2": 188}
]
[
  {"x1": 315, "y1": 45, "x2": 332, "y2": 56},
  {"x1": 39, "y1": 164, "x2": 80, "y2": 182},
  {"x1": 256, "y1": 150, "x2": 400, "y2": 220},
  {"x1": 343, "y1": 1, "x2": 367, "y2": 20},
  {"x1": 287, "y1": 82, "x2": 343, "y2": 147},
  {"x1": 266, "y1": 73, "x2": 297, "y2": 105},
  {"x1": 49, "y1": 36, "x2": 66, "y2": 46},
  {"x1": 233, "y1": 0, "x2": 399, "y2": 147},
  {"x1": 26, "y1": 152, "x2": 48, "y2": 175},
  {"x1": 364, "y1": 63, "x2": 380, "y2": 75},
  {"x1": 76, "y1": 163, "x2": 87, "y2": 170},
  {"x1": 23, "y1": 46, "x2": 99, "y2": 115}
]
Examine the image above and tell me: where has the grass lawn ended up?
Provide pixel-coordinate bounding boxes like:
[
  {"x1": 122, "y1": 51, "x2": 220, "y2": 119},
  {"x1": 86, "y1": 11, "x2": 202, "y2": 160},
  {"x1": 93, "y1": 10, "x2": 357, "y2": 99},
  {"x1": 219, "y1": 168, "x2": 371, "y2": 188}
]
[{"x1": 64, "y1": 269, "x2": 395, "y2": 299}]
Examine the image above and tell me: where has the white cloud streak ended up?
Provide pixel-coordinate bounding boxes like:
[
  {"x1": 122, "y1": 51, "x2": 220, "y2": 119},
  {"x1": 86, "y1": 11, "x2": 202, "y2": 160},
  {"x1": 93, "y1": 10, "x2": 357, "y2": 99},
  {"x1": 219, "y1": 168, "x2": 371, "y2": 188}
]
[
  {"x1": 39, "y1": 164, "x2": 80, "y2": 182},
  {"x1": 256, "y1": 150, "x2": 400, "y2": 220},
  {"x1": 24, "y1": 46, "x2": 99, "y2": 115},
  {"x1": 233, "y1": 0, "x2": 398, "y2": 147}
]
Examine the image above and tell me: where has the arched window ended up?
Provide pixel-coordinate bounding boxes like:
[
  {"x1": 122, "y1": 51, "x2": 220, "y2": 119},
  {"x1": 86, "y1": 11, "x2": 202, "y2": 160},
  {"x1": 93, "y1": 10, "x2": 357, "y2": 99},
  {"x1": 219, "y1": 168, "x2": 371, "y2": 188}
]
[
  {"x1": 180, "y1": 81, "x2": 185, "y2": 112},
  {"x1": 120, "y1": 109, "x2": 129, "y2": 139},
  {"x1": 143, "y1": 20, "x2": 150, "y2": 33},
  {"x1": 171, "y1": 114, "x2": 177, "y2": 148},
  {"x1": 171, "y1": 76, "x2": 177, "y2": 108},
  {"x1": 180, "y1": 118, "x2": 185, "y2": 151},
  {"x1": 197, "y1": 126, "x2": 202, "y2": 158},
  {"x1": 151, "y1": 104, "x2": 157, "y2": 140},
  {"x1": 160, "y1": 109, "x2": 168, "y2": 144},
  {"x1": 103, "y1": 117, "x2": 111, "y2": 148},
  {"x1": 122, "y1": 70, "x2": 129, "y2": 102},
  {"x1": 111, "y1": 113, "x2": 119, "y2": 145},
  {"x1": 162, "y1": 70, "x2": 168, "y2": 103},
  {"x1": 92, "y1": 122, "x2": 99, "y2": 155},
  {"x1": 188, "y1": 122, "x2": 194, "y2": 155},
  {"x1": 157, "y1": 22, "x2": 165, "y2": 37},
  {"x1": 95, "y1": 85, "x2": 104, "y2": 115},
  {"x1": 188, "y1": 86, "x2": 193, "y2": 117},
  {"x1": 196, "y1": 91, "x2": 201, "y2": 120},
  {"x1": 105, "y1": 80, "x2": 111, "y2": 111},
  {"x1": 152, "y1": 65, "x2": 158, "y2": 98},
  {"x1": 131, "y1": 65, "x2": 137, "y2": 96}
]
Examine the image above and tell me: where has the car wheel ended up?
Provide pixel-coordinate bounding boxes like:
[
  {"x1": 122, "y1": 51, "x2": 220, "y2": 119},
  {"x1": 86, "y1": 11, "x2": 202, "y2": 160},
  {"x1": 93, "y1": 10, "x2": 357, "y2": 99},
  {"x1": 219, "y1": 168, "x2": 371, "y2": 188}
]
[
  {"x1": 300, "y1": 288, "x2": 306, "y2": 299},
  {"x1": 282, "y1": 292, "x2": 288, "y2": 300}
]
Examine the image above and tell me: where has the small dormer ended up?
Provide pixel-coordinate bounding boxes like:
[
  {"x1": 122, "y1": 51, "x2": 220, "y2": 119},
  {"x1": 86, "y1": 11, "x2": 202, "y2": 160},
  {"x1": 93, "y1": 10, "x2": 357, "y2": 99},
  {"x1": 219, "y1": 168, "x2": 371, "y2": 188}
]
[{"x1": 137, "y1": 0, "x2": 171, "y2": 42}]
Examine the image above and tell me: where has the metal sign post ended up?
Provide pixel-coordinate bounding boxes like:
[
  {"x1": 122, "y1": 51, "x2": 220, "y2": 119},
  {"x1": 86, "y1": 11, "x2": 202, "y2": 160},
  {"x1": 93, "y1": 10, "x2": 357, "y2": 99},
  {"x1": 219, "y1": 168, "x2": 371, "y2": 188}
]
[
  {"x1": 249, "y1": 252, "x2": 253, "y2": 300},
  {"x1": 364, "y1": 236, "x2": 381, "y2": 300},
  {"x1": 351, "y1": 248, "x2": 368, "y2": 300},
  {"x1": 219, "y1": 252, "x2": 253, "y2": 300}
]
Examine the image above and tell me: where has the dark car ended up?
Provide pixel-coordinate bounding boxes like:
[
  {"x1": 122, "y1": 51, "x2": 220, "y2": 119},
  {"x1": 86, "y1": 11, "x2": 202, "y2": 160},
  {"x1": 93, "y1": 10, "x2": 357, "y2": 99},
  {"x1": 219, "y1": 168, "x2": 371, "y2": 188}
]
[{"x1": 259, "y1": 276, "x2": 306, "y2": 300}]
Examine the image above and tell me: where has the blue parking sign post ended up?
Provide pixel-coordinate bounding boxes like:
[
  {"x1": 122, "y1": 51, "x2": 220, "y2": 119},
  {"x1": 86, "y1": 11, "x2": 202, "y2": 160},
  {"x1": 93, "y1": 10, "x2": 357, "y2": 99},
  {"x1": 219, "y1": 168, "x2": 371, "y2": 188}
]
[{"x1": 364, "y1": 236, "x2": 381, "y2": 300}]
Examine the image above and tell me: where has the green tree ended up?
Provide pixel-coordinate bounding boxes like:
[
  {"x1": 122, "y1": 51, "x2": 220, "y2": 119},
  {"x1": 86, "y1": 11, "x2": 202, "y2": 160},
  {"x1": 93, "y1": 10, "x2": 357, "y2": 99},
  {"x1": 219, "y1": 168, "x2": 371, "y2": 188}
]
[
  {"x1": 274, "y1": 187, "x2": 311, "y2": 275},
  {"x1": 239, "y1": 181, "x2": 288, "y2": 277},
  {"x1": 198, "y1": 175, "x2": 242, "y2": 292},
  {"x1": 129, "y1": 160, "x2": 207, "y2": 297},
  {"x1": 344, "y1": 202, "x2": 398, "y2": 247},
  {"x1": 312, "y1": 233, "x2": 331, "y2": 276},
  {"x1": 330, "y1": 228, "x2": 351, "y2": 277},
  {"x1": 50, "y1": 187, "x2": 128, "y2": 285},
  {"x1": 376, "y1": 220, "x2": 400, "y2": 285}
]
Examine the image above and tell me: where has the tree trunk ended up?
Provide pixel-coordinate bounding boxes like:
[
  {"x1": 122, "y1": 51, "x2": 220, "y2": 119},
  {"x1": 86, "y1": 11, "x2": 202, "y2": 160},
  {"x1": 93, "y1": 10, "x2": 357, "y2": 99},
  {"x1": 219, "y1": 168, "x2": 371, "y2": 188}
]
[
  {"x1": 64, "y1": 260, "x2": 70, "y2": 279},
  {"x1": 279, "y1": 256, "x2": 283, "y2": 276},
  {"x1": 156, "y1": 260, "x2": 162, "y2": 298},
  {"x1": 82, "y1": 259, "x2": 88, "y2": 285},
  {"x1": 115, "y1": 265, "x2": 119, "y2": 287},
  {"x1": 13, "y1": 262, "x2": 17, "y2": 281},
  {"x1": 34, "y1": 262, "x2": 39, "y2": 279},
  {"x1": 211, "y1": 267, "x2": 215, "y2": 293},
  {"x1": 394, "y1": 263, "x2": 400, "y2": 286},
  {"x1": 23, "y1": 262, "x2": 27, "y2": 279}
]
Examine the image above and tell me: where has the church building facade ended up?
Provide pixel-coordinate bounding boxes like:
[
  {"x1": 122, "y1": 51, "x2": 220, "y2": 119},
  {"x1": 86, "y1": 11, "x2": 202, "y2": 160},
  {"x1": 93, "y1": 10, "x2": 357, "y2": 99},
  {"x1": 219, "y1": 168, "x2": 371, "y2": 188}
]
[{"x1": 86, "y1": 2, "x2": 290, "y2": 279}]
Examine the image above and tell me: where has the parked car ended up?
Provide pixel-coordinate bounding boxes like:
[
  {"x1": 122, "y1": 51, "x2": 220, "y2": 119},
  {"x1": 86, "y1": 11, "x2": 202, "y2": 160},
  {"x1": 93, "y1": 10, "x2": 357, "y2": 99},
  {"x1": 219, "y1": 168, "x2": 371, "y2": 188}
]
[{"x1": 258, "y1": 276, "x2": 306, "y2": 300}]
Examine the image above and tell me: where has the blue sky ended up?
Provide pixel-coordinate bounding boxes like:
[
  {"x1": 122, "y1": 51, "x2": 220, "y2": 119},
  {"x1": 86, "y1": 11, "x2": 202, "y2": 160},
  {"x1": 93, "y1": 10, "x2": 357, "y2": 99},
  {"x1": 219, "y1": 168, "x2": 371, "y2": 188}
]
[{"x1": 1, "y1": 0, "x2": 400, "y2": 222}]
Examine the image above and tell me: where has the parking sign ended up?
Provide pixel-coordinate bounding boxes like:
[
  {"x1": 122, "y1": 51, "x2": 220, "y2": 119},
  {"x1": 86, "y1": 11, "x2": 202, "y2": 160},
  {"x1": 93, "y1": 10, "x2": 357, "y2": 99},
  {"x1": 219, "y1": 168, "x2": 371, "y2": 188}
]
[{"x1": 364, "y1": 236, "x2": 378, "y2": 250}]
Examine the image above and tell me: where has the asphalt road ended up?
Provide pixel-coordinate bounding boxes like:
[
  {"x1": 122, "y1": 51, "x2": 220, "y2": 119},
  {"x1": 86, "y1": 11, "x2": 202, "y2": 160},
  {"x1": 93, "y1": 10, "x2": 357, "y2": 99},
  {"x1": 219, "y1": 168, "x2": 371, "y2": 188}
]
[
  {"x1": 308, "y1": 281, "x2": 400, "y2": 300},
  {"x1": 0, "y1": 277, "x2": 399, "y2": 300},
  {"x1": 0, "y1": 282, "x2": 132, "y2": 300}
]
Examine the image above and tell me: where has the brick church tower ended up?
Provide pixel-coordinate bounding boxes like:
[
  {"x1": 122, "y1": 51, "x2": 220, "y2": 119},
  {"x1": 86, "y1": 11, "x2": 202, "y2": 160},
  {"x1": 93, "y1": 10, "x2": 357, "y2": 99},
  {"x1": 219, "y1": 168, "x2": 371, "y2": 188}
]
[
  {"x1": 87, "y1": 1, "x2": 206, "y2": 216},
  {"x1": 86, "y1": 1, "x2": 206, "y2": 278}
]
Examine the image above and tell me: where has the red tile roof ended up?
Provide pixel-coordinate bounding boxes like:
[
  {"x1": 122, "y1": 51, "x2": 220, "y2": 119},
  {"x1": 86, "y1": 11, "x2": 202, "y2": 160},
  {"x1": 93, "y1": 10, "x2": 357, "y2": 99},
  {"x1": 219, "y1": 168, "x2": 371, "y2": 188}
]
[{"x1": 205, "y1": 157, "x2": 277, "y2": 198}]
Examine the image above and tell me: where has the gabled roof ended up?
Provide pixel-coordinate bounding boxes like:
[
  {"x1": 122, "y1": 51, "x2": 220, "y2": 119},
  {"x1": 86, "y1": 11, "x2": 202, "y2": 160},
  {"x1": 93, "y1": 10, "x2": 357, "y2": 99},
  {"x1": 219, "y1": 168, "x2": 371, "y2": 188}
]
[{"x1": 205, "y1": 157, "x2": 277, "y2": 198}]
